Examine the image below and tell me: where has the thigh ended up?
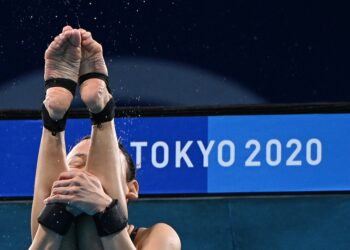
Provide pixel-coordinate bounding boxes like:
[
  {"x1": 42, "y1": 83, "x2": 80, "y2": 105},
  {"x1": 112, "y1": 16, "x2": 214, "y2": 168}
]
[
  {"x1": 75, "y1": 215, "x2": 103, "y2": 250},
  {"x1": 31, "y1": 130, "x2": 69, "y2": 238},
  {"x1": 59, "y1": 224, "x2": 79, "y2": 250}
]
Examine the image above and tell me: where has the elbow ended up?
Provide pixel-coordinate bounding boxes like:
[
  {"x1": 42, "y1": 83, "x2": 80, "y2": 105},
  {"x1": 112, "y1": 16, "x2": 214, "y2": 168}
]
[{"x1": 28, "y1": 242, "x2": 59, "y2": 250}]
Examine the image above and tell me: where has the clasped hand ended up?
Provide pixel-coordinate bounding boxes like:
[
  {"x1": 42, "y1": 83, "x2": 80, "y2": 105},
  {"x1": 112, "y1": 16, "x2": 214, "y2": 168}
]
[{"x1": 45, "y1": 170, "x2": 112, "y2": 216}]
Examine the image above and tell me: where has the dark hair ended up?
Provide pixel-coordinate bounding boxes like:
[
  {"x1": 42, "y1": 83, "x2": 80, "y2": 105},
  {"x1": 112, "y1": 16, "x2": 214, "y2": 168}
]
[{"x1": 79, "y1": 135, "x2": 136, "y2": 182}]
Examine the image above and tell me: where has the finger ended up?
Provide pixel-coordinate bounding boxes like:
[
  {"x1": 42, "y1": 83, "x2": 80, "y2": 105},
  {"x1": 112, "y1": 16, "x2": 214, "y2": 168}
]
[
  {"x1": 127, "y1": 224, "x2": 134, "y2": 234},
  {"x1": 44, "y1": 194, "x2": 74, "y2": 205},
  {"x1": 52, "y1": 179, "x2": 71, "y2": 188},
  {"x1": 52, "y1": 186, "x2": 77, "y2": 195},
  {"x1": 57, "y1": 178, "x2": 82, "y2": 187},
  {"x1": 58, "y1": 170, "x2": 79, "y2": 180}
]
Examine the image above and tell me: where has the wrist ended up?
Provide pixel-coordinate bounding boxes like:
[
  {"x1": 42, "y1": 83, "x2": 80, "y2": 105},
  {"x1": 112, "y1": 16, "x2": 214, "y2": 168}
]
[
  {"x1": 96, "y1": 195, "x2": 113, "y2": 214},
  {"x1": 38, "y1": 203, "x2": 74, "y2": 235},
  {"x1": 93, "y1": 199, "x2": 128, "y2": 237}
]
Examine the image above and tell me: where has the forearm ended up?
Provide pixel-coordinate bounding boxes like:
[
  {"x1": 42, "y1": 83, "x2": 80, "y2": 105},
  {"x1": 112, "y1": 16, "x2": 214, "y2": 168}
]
[
  {"x1": 29, "y1": 225, "x2": 63, "y2": 250},
  {"x1": 94, "y1": 197, "x2": 135, "y2": 249}
]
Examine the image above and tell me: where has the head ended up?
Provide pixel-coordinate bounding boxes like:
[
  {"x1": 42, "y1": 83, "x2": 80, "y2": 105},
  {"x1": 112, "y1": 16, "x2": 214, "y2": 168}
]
[{"x1": 66, "y1": 135, "x2": 139, "y2": 201}]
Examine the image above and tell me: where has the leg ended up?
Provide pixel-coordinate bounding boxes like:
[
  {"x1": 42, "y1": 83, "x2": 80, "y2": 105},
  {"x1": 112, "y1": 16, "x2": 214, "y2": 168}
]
[
  {"x1": 31, "y1": 26, "x2": 81, "y2": 240},
  {"x1": 74, "y1": 30, "x2": 128, "y2": 250},
  {"x1": 87, "y1": 122, "x2": 127, "y2": 211},
  {"x1": 31, "y1": 131, "x2": 68, "y2": 239},
  {"x1": 78, "y1": 29, "x2": 127, "y2": 213}
]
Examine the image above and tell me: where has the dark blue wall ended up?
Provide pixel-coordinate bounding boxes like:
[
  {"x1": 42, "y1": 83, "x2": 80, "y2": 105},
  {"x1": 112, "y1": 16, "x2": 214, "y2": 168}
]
[
  {"x1": 1, "y1": 0, "x2": 349, "y2": 105},
  {"x1": 1, "y1": 195, "x2": 350, "y2": 249}
]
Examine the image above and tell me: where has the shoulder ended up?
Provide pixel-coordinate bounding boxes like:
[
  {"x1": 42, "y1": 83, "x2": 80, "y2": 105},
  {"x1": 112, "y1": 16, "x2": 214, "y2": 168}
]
[{"x1": 137, "y1": 223, "x2": 181, "y2": 250}]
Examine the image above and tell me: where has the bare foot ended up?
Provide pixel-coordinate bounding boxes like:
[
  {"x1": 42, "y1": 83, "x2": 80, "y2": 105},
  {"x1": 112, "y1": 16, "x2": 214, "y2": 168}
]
[
  {"x1": 43, "y1": 26, "x2": 81, "y2": 120},
  {"x1": 79, "y1": 29, "x2": 111, "y2": 114}
]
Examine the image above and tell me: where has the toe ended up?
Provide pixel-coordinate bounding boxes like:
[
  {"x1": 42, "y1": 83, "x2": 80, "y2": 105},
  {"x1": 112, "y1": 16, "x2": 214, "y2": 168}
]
[
  {"x1": 53, "y1": 34, "x2": 63, "y2": 44},
  {"x1": 52, "y1": 32, "x2": 70, "y2": 48},
  {"x1": 45, "y1": 35, "x2": 63, "y2": 56},
  {"x1": 79, "y1": 28, "x2": 87, "y2": 34},
  {"x1": 63, "y1": 25, "x2": 73, "y2": 32},
  {"x1": 81, "y1": 31, "x2": 92, "y2": 40},
  {"x1": 69, "y1": 29, "x2": 82, "y2": 47}
]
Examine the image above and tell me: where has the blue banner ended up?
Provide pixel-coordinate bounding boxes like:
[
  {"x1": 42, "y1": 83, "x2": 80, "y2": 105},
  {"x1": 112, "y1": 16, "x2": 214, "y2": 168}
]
[{"x1": 0, "y1": 114, "x2": 350, "y2": 197}]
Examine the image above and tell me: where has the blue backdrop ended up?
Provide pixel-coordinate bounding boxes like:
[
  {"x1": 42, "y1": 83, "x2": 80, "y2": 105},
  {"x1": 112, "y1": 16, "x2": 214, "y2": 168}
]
[{"x1": 1, "y1": 114, "x2": 349, "y2": 197}]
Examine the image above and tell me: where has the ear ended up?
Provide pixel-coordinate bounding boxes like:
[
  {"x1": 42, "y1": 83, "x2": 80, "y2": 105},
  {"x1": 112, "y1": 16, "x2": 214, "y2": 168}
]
[{"x1": 126, "y1": 180, "x2": 139, "y2": 200}]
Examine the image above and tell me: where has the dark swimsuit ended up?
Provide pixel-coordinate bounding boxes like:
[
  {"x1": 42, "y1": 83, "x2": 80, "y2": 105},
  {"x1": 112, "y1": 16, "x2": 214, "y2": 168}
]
[{"x1": 130, "y1": 227, "x2": 139, "y2": 243}]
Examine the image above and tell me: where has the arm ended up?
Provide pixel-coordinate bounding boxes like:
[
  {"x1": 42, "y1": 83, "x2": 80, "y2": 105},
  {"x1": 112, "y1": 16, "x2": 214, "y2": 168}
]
[
  {"x1": 30, "y1": 194, "x2": 80, "y2": 250},
  {"x1": 29, "y1": 226, "x2": 63, "y2": 250},
  {"x1": 46, "y1": 170, "x2": 136, "y2": 249},
  {"x1": 46, "y1": 172, "x2": 181, "y2": 250}
]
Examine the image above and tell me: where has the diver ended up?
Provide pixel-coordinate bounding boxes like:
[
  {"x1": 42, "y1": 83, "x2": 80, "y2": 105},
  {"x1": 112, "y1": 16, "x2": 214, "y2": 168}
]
[{"x1": 29, "y1": 26, "x2": 181, "y2": 250}]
